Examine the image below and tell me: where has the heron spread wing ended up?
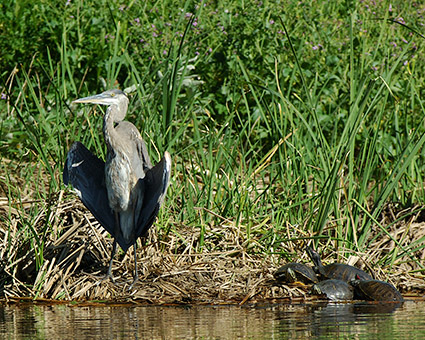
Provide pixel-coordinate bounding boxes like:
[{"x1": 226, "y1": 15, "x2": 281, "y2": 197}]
[
  {"x1": 135, "y1": 152, "x2": 171, "y2": 239},
  {"x1": 64, "y1": 141, "x2": 171, "y2": 251},
  {"x1": 63, "y1": 142, "x2": 128, "y2": 247}
]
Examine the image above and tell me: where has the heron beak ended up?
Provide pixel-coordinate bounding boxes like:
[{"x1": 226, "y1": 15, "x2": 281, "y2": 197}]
[{"x1": 73, "y1": 93, "x2": 114, "y2": 105}]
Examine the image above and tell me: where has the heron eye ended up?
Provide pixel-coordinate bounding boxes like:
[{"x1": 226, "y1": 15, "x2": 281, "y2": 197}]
[{"x1": 111, "y1": 93, "x2": 115, "y2": 97}]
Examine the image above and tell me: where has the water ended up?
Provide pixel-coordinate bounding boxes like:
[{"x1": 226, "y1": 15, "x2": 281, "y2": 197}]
[{"x1": 1, "y1": 300, "x2": 425, "y2": 339}]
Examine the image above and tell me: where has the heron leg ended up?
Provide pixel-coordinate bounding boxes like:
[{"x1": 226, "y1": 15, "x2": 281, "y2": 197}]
[
  {"x1": 102, "y1": 211, "x2": 120, "y2": 283},
  {"x1": 105, "y1": 239, "x2": 117, "y2": 280},
  {"x1": 128, "y1": 196, "x2": 140, "y2": 291},
  {"x1": 128, "y1": 242, "x2": 139, "y2": 290}
]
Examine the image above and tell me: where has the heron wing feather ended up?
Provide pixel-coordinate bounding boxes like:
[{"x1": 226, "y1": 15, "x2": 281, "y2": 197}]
[
  {"x1": 63, "y1": 141, "x2": 129, "y2": 250},
  {"x1": 114, "y1": 121, "x2": 152, "y2": 176},
  {"x1": 135, "y1": 152, "x2": 171, "y2": 239}
]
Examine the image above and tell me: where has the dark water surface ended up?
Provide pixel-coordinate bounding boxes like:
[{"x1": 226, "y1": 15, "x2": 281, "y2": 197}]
[{"x1": 1, "y1": 300, "x2": 425, "y2": 339}]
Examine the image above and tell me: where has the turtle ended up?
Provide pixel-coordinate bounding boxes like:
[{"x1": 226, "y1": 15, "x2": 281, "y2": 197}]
[
  {"x1": 351, "y1": 279, "x2": 404, "y2": 302},
  {"x1": 306, "y1": 246, "x2": 372, "y2": 282},
  {"x1": 274, "y1": 262, "x2": 318, "y2": 284},
  {"x1": 311, "y1": 279, "x2": 354, "y2": 301}
]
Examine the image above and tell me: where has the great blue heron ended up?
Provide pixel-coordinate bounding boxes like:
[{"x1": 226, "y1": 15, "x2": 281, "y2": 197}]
[{"x1": 63, "y1": 89, "x2": 171, "y2": 288}]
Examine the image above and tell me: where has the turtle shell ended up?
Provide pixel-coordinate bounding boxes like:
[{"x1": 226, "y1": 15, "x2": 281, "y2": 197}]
[
  {"x1": 306, "y1": 246, "x2": 372, "y2": 282},
  {"x1": 274, "y1": 262, "x2": 318, "y2": 284},
  {"x1": 351, "y1": 279, "x2": 404, "y2": 302},
  {"x1": 311, "y1": 279, "x2": 354, "y2": 301},
  {"x1": 322, "y1": 263, "x2": 372, "y2": 282}
]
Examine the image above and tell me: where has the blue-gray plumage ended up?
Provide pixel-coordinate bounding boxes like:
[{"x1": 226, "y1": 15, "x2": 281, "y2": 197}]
[{"x1": 63, "y1": 89, "x2": 171, "y2": 288}]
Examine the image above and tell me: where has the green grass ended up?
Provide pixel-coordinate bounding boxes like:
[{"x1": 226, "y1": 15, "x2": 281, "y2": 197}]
[{"x1": 1, "y1": 0, "x2": 425, "y2": 293}]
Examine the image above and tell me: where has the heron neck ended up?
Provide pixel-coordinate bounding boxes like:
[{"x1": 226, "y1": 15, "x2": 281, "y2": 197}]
[{"x1": 103, "y1": 106, "x2": 120, "y2": 151}]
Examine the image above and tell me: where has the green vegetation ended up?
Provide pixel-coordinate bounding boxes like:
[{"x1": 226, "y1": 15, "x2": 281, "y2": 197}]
[{"x1": 1, "y1": 0, "x2": 425, "y2": 296}]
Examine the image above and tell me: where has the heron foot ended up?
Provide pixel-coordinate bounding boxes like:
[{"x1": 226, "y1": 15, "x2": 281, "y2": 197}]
[
  {"x1": 128, "y1": 273, "x2": 139, "y2": 291},
  {"x1": 97, "y1": 272, "x2": 115, "y2": 285}
]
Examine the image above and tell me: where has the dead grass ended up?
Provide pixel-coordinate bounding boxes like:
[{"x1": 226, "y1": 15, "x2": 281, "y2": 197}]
[
  {"x1": 1, "y1": 167, "x2": 425, "y2": 304},
  {"x1": 0, "y1": 189, "x2": 301, "y2": 303}
]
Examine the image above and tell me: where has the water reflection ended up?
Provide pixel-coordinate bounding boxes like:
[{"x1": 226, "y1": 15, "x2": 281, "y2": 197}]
[{"x1": 0, "y1": 300, "x2": 424, "y2": 339}]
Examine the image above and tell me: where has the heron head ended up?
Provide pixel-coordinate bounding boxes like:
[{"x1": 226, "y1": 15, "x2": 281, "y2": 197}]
[
  {"x1": 73, "y1": 89, "x2": 129, "y2": 121},
  {"x1": 73, "y1": 89, "x2": 128, "y2": 106}
]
